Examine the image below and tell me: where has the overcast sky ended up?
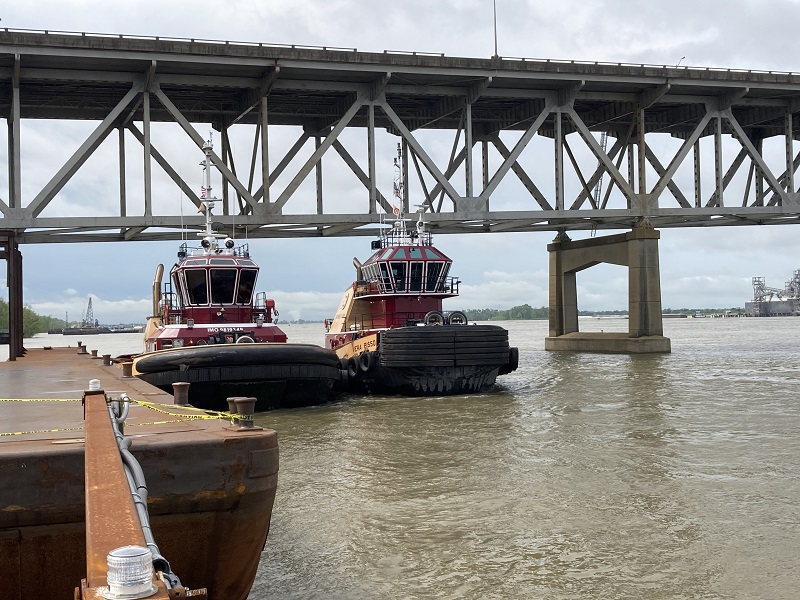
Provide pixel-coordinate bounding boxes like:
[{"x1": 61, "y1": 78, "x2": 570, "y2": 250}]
[{"x1": 2, "y1": 0, "x2": 800, "y2": 324}]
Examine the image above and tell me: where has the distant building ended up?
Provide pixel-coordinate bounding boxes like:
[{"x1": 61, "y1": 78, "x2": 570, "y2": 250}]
[{"x1": 747, "y1": 272, "x2": 800, "y2": 316}]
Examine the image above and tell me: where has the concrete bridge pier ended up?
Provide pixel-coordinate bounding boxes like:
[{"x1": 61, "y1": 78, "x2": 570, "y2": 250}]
[
  {"x1": 545, "y1": 222, "x2": 671, "y2": 353},
  {"x1": 0, "y1": 231, "x2": 24, "y2": 360}
]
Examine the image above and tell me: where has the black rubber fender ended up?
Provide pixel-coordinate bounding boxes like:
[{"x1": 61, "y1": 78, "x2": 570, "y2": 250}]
[
  {"x1": 338, "y1": 366, "x2": 349, "y2": 388},
  {"x1": 134, "y1": 342, "x2": 339, "y2": 374},
  {"x1": 423, "y1": 310, "x2": 445, "y2": 326},
  {"x1": 499, "y1": 346, "x2": 519, "y2": 375},
  {"x1": 359, "y1": 351, "x2": 377, "y2": 372},
  {"x1": 347, "y1": 356, "x2": 360, "y2": 379},
  {"x1": 447, "y1": 310, "x2": 468, "y2": 325}
]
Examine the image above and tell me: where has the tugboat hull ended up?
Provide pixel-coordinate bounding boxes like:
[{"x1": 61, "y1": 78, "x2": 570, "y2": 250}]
[
  {"x1": 134, "y1": 343, "x2": 343, "y2": 411},
  {"x1": 340, "y1": 325, "x2": 519, "y2": 396}
]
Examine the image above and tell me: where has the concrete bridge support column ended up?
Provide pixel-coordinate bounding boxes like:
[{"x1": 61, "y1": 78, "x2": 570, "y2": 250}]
[
  {"x1": 1, "y1": 231, "x2": 24, "y2": 360},
  {"x1": 545, "y1": 223, "x2": 671, "y2": 353}
]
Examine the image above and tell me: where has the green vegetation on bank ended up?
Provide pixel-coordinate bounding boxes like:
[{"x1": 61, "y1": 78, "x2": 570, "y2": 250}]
[
  {"x1": 0, "y1": 299, "x2": 66, "y2": 338},
  {"x1": 464, "y1": 304, "x2": 745, "y2": 321},
  {"x1": 464, "y1": 305, "x2": 549, "y2": 321}
]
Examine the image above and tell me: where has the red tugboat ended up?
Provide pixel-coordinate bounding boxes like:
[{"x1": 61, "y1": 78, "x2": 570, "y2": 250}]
[
  {"x1": 324, "y1": 148, "x2": 519, "y2": 395},
  {"x1": 134, "y1": 141, "x2": 342, "y2": 411}
]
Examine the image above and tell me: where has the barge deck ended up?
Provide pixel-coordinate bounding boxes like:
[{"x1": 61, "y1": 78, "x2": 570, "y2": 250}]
[{"x1": 0, "y1": 344, "x2": 278, "y2": 600}]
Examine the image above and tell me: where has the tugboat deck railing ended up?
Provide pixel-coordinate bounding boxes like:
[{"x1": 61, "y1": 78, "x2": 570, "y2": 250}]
[{"x1": 178, "y1": 241, "x2": 251, "y2": 259}]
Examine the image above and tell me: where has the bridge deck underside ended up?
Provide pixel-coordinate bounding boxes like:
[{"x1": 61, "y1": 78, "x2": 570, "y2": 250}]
[{"x1": 0, "y1": 31, "x2": 799, "y2": 242}]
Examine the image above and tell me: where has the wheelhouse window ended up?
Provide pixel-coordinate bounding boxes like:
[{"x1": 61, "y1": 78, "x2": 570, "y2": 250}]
[
  {"x1": 236, "y1": 269, "x2": 258, "y2": 304},
  {"x1": 379, "y1": 263, "x2": 392, "y2": 292},
  {"x1": 184, "y1": 269, "x2": 208, "y2": 304},
  {"x1": 441, "y1": 263, "x2": 452, "y2": 290},
  {"x1": 210, "y1": 269, "x2": 237, "y2": 304},
  {"x1": 426, "y1": 262, "x2": 444, "y2": 291},
  {"x1": 391, "y1": 262, "x2": 407, "y2": 292},
  {"x1": 410, "y1": 262, "x2": 423, "y2": 292}
]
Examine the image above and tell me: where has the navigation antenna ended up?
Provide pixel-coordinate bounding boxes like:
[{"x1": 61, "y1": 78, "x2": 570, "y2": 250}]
[
  {"x1": 200, "y1": 138, "x2": 215, "y2": 236},
  {"x1": 196, "y1": 138, "x2": 234, "y2": 254},
  {"x1": 392, "y1": 142, "x2": 403, "y2": 218}
]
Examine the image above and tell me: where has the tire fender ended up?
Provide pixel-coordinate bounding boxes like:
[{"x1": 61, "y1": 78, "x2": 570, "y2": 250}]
[
  {"x1": 359, "y1": 351, "x2": 376, "y2": 372},
  {"x1": 347, "y1": 356, "x2": 360, "y2": 379},
  {"x1": 424, "y1": 311, "x2": 445, "y2": 326},
  {"x1": 499, "y1": 346, "x2": 520, "y2": 375},
  {"x1": 447, "y1": 310, "x2": 468, "y2": 325}
]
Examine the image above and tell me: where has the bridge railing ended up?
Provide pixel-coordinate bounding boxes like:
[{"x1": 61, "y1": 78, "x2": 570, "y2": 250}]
[{"x1": 2, "y1": 27, "x2": 799, "y2": 77}]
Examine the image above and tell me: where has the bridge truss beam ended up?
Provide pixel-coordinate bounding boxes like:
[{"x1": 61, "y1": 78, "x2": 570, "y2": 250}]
[{"x1": 1, "y1": 30, "x2": 800, "y2": 243}]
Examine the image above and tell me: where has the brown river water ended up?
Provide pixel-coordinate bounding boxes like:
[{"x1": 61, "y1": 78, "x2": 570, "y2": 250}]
[{"x1": 6, "y1": 318, "x2": 799, "y2": 599}]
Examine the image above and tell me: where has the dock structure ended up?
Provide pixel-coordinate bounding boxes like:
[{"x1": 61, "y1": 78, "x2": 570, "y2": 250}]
[{"x1": 0, "y1": 344, "x2": 278, "y2": 600}]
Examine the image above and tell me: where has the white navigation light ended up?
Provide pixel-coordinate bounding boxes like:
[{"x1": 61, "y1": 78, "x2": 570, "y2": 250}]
[
  {"x1": 103, "y1": 545, "x2": 156, "y2": 599},
  {"x1": 89, "y1": 379, "x2": 102, "y2": 391}
]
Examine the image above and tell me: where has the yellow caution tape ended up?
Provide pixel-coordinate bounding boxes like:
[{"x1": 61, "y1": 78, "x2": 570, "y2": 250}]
[
  {"x1": 0, "y1": 398, "x2": 81, "y2": 402},
  {"x1": 131, "y1": 399, "x2": 236, "y2": 421},
  {"x1": 0, "y1": 426, "x2": 85, "y2": 437},
  {"x1": 0, "y1": 396, "x2": 256, "y2": 437}
]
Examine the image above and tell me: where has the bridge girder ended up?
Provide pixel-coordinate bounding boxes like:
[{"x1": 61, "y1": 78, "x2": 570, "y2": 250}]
[{"x1": 2, "y1": 30, "x2": 800, "y2": 243}]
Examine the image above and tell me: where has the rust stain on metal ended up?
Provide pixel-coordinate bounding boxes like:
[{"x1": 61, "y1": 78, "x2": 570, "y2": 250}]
[{"x1": 83, "y1": 390, "x2": 152, "y2": 589}]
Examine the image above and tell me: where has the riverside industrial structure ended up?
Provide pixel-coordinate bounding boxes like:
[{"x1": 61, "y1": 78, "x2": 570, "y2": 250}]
[
  {"x1": 4, "y1": 30, "x2": 800, "y2": 355},
  {"x1": 747, "y1": 270, "x2": 800, "y2": 316}
]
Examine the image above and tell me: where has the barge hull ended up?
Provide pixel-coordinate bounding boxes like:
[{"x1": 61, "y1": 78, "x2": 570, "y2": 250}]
[{"x1": 0, "y1": 346, "x2": 278, "y2": 600}]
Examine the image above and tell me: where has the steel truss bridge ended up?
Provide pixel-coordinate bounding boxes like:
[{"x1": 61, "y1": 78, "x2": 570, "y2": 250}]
[{"x1": 2, "y1": 29, "x2": 800, "y2": 244}]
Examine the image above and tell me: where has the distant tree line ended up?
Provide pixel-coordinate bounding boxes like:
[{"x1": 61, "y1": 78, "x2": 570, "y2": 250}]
[
  {"x1": 0, "y1": 299, "x2": 66, "y2": 338},
  {"x1": 464, "y1": 304, "x2": 549, "y2": 321},
  {"x1": 464, "y1": 304, "x2": 745, "y2": 321}
]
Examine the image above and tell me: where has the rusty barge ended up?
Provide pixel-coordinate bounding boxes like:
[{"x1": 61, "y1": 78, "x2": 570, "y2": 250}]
[{"x1": 0, "y1": 344, "x2": 278, "y2": 600}]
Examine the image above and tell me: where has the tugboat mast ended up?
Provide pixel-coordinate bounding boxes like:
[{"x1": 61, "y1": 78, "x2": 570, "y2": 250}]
[
  {"x1": 382, "y1": 143, "x2": 429, "y2": 248},
  {"x1": 197, "y1": 139, "x2": 230, "y2": 254}
]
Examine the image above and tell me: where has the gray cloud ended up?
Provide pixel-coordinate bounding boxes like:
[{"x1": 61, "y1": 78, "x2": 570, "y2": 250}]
[{"x1": 2, "y1": 0, "x2": 800, "y2": 324}]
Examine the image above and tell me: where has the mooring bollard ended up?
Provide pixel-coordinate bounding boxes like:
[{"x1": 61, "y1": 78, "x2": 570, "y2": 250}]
[
  {"x1": 90, "y1": 349, "x2": 98, "y2": 358},
  {"x1": 234, "y1": 397, "x2": 261, "y2": 430},
  {"x1": 77, "y1": 343, "x2": 88, "y2": 355},
  {"x1": 172, "y1": 382, "x2": 190, "y2": 406},
  {"x1": 102, "y1": 354, "x2": 112, "y2": 366},
  {"x1": 226, "y1": 397, "x2": 241, "y2": 426},
  {"x1": 121, "y1": 362, "x2": 133, "y2": 378}
]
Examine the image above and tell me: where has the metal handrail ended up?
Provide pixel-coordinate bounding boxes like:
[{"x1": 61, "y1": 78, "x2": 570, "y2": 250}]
[
  {"x1": 1, "y1": 27, "x2": 798, "y2": 77},
  {"x1": 0, "y1": 27, "x2": 358, "y2": 52}
]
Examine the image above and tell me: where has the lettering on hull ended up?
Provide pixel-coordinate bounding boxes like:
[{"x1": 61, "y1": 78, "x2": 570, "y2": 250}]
[{"x1": 336, "y1": 333, "x2": 379, "y2": 359}]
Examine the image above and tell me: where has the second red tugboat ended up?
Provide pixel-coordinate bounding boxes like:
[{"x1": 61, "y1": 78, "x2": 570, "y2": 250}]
[
  {"x1": 134, "y1": 141, "x2": 342, "y2": 411},
  {"x1": 324, "y1": 145, "x2": 519, "y2": 395}
]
